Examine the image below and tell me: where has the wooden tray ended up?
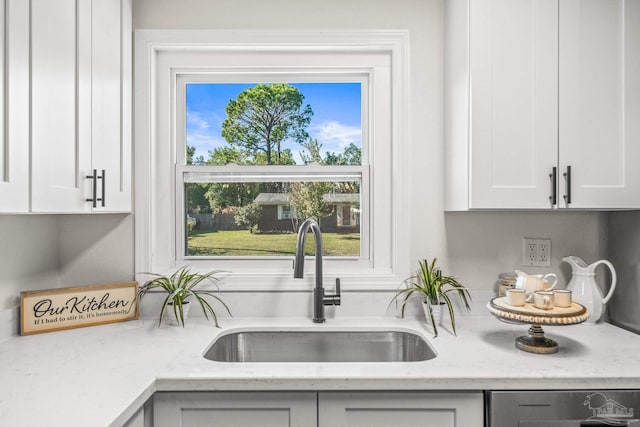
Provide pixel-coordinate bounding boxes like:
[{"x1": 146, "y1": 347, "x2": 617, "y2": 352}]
[{"x1": 487, "y1": 297, "x2": 588, "y2": 325}]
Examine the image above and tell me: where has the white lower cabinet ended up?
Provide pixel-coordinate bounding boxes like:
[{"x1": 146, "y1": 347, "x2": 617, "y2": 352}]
[
  {"x1": 319, "y1": 392, "x2": 483, "y2": 427},
  {"x1": 153, "y1": 392, "x2": 317, "y2": 427},
  {"x1": 153, "y1": 391, "x2": 483, "y2": 427}
]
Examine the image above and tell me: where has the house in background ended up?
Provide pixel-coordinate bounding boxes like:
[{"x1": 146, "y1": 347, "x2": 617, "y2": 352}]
[{"x1": 254, "y1": 193, "x2": 360, "y2": 233}]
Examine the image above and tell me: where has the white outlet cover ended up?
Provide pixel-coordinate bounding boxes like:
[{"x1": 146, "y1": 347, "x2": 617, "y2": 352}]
[{"x1": 522, "y1": 238, "x2": 551, "y2": 267}]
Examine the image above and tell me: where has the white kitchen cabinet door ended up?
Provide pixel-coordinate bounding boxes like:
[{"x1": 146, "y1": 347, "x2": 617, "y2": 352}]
[
  {"x1": 153, "y1": 392, "x2": 317, "y2": 427},
  {"x1": 469, "y1": 0, "x2": 559, "y2": 209},
  {"x1": 31, "y1": 0, "x2": 92, "y2": 212},
  {"x1": 446, "y1": 0, "x2": 640, "y2": 210},
  {"x1": 91, "y1": 0, "x2": 132, "y2": 212},
  {"x1": 318, "y1": 391, "x2": 484, "y2": 427},
  {"x1": 446, "y1": 0, "x2": 559, "y2": 210},
  {"x1": 0, "y1": 0, "x2": 29, "y2": 212},
  {"x1": 31, "y1": 0, "x2": 131, "y2": 213},
  {"x1": 558, "y1": 0, "x2": 640, "y2": 209}
]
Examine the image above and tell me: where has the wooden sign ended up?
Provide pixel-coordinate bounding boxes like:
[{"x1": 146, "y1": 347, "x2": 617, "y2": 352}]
[{"x1": 21, "y1": 282, "x2": 139, "y2": 335}]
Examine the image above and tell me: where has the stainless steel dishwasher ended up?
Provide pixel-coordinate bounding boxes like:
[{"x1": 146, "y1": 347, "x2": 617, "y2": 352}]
[{"x1": 486, "y1": 390, "x2": 640, "y2": 426}]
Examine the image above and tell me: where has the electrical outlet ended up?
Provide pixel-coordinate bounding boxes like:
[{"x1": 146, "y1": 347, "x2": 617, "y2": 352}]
[
  {"x1": 527, "y1": 243, "x2": 537, "y2": 263},
  {"x1": 523, "y1": 238, "x2": 552, "y2": 267},
  {"x1": 538, "y1": 240, "x2": 550, "y2": 264}
]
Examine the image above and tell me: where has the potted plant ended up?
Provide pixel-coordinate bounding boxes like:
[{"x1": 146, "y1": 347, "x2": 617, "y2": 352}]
[
  {"x1": 138, "y1": 266, "x2": 231, "y2": 327},
  {"x1": 391, "y1": 258, "x2": 471, "y2": 337}
]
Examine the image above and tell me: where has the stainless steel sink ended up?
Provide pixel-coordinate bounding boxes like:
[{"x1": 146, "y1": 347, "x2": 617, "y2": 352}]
[{"x1": 203, "y1": 328, "x2": 437, "y2": 362}]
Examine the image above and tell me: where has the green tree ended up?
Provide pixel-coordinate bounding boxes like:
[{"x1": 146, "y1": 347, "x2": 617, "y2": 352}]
[
  {"x1": 205, "y1": 182, "x2": 264, "y2": 213},
  {"x1": 290, "y1": 139, "x2": 334, "y2": 225},
  {"x1": 186, "y1": 145, "x2": 211, "y2": 213},
  {"x1": 289, "y1": 181, "x2": 334, "y2": 225},
  {"x1": 253, "y1": 149, "x2": 296, "y2": 166},
  {"x1": 325, "y1": 142, "x2": 361, "y2": 195},
  {"x1": 221, "y1": 83, "x2": 313, "y2": 165},
  {"x1": 234, "y1": 202, "x2": 263, "y2": 232},
  {"x1": 186, "y1": 183, "x2": 212, "y2": 214},
  {"x1": 187, "y1": 145, "x2": 196, "y2": 164},
  {"x1": 299, "y1": 138, "x2": 324, "y2": 164},
  {"x1": 204, "y1": 147, "x2": 265, "y2": 211},
  {"x1": 186, "y1": 145, "x2": 205, "y2": 165},
  {"x1": 207, "y1": 146, "x2": 246, "y2": 165},
  {"x1": 324, "y1": 142, "x2": 361, "y2": 165}
]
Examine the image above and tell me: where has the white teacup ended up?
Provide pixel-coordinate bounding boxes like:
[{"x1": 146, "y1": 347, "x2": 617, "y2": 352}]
[
  {"x1": 553, "y1": 289, "x2": 572, "y2": 308},
  {"x1": 533, "y1": 290, "x2": 554, "y2": 310},
  {"x1": 506, "y1": 288, "x2": 526, "y2": 306}
]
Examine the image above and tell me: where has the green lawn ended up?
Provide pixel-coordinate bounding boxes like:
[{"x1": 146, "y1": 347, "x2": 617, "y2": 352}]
[{"x1": 187, "y1": 230, "x2": 360, "y2": 257}]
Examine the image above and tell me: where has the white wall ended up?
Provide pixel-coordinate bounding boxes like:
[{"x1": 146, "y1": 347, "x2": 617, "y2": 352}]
[
  {"x1": 58, "y1": 214, "x2": 134, "y2": 287},
  {"x1": 0, "y1": 215, "x2": 134, "y2": 310},
  {"x1": 0, "y1": 215, "x2": 60, "y2": 310},
  {"x1": 445, "y1": 211, "x2": 608, "y2": 291},
  {"x1": 608, "y1": 211, "x2": 640, "y2": 330}
]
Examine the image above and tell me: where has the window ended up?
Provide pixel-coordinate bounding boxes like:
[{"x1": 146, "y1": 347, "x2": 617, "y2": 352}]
[
  {"x1": 180, "y1": 80, "x2": 364, "y2": 258},
  {"x1": 278, "y1": 205, "x2": 295, "y2": 221},
  {"x1": 135, "y1": 30, "x2": 409, "y2": 289}
]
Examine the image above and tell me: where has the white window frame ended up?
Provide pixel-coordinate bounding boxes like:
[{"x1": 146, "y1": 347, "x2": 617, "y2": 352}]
[
  {"x1": 176, "y1": 73, "x2": 370, "y2": 262},
  {"x1": 278, "y1": 205, "x2": 295, "y2": 220},
  {"x1": 134, "y1": 30, "x2": 410, "y2": 291}
]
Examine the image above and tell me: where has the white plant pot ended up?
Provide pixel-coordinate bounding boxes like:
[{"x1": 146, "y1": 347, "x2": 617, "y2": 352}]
[
  {"x1": 422, "y1": 302, "x2": 444, "y2": 326},
  {"x1": 164, "y1": 301, "x2": 191, "y2": 326}
]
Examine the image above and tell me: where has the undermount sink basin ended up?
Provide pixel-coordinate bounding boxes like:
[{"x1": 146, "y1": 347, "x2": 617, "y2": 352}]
[{"x1": 203, "y1": 328, "x2": 437, "y2": 362}]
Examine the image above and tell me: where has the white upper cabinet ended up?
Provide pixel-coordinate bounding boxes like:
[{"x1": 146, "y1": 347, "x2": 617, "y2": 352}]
[
  {"x1": 30, "y1": 0, "x2": 131, "y2": 213},
  {"x1": 31, "y1": 0, "x2": 92, "y2": 212},
  {"x1": 0, "y1": 0, "x2": 29, "y2": 213},
  {"x1": 445, "y1": 0, "x2": 640, "y2": 210},
  {"x1": 91, "y1": 0, "x2": 132, "y2": 212},
  {"x1": 559, "y1": 0, "x2": 640, "y2": 209}
]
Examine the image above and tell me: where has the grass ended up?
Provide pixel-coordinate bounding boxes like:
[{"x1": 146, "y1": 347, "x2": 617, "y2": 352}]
[{"x1": 187, "y1": 230, "x2": 360, "y2": 257}]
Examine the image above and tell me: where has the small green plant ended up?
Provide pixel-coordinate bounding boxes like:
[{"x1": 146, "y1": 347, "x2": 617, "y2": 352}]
[
  {"x1": 391, "y1": 258, "x2": 471, "y2": 337},
  {"x1": 138, "y1": 266, "x2": 231, "y2": 327}
]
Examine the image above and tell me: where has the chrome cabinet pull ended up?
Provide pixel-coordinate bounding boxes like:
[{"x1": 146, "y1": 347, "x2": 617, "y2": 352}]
[
  {"x1": 548, "y1": 167, "x2": 557, "y2": 206},
  {"x1": 563, "y1": 165, "x2": 572, "y2": 205}
]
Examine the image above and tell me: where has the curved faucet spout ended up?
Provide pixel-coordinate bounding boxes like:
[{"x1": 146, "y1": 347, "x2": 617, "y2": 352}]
[
  {"x1": 294, "y1": 218, "x2": 323, "y2": 285},
  {"x1": 293, "y1": 218, "x2": 340, "y2": 323}
]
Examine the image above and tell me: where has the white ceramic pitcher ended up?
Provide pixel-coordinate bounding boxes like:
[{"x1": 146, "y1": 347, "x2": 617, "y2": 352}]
[
  {"x1": 514, "y1": 270, "x2": 557, "y2": 291},
  {"x1": 563, "y1": 256, "x2": 617, "y2": 324}
]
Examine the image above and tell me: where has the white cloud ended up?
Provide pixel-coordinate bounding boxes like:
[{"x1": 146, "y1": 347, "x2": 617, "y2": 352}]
[
  {"x1": 310, "y1": 121, "x2": 362, "y2": 153},
  {"x1": 186, "y1": 111, "x2": 228, "y2": 160},
  {"x1": 186, "y1": 133, "x2": 227, "y2": 160},
  {"x1": 187, "y1": 111, "x2": 211, "y2": 130}
]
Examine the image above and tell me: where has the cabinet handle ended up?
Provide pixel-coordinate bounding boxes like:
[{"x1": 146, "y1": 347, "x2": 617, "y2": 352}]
[
  {"x1": 99, "y1": 169, "x2": 106, "y2": 207},
  {"x1": 86, "y1": 169, "x2": 98, "y2": 208},
  {"x1": 563, "y1": 165, "x2": 572, "y2": 205},
  {"x1": 86, "y1": 169, "x2": 106, "y2": 208},
  {"x1": 548, "y1": 167, "x2": 557, "y2": 206}
]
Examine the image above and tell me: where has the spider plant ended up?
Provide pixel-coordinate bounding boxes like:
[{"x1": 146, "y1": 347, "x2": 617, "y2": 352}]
[
  {"x1": 391, "y1": 258, "x2": 471, "y2": 337},
  {"x1": 138, "y1": 266, "x2": 231, "y2": 327}
]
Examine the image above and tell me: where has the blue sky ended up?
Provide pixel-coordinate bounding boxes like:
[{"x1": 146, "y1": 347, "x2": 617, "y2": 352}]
[{"x1": 185, "y1": 82, "x2": 362, "y2": 164}]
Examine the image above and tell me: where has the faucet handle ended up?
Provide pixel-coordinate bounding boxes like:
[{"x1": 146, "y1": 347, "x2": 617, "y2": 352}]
[{"x1": 324, "y1": 278, "x2": 342, "y2": 306}]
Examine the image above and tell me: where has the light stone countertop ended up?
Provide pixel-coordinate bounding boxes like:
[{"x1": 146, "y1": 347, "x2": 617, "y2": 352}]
[{"x1": 1, "y1": 315, "x2": 640, "y2": 427}]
